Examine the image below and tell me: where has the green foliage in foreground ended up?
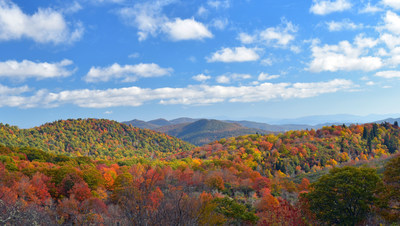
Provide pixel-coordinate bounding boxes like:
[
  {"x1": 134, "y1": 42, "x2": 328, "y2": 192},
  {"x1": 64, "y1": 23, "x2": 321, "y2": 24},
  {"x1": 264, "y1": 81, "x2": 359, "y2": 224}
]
[{"x1": 303, "y1": 166, "x2": 382, "y2": 225}]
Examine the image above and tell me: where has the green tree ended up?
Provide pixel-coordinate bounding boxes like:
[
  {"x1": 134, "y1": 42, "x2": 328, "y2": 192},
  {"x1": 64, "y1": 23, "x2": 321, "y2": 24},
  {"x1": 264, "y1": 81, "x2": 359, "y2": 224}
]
[
  {"x1": 212, "y1": 197, "x2": 258, "y2": 225},
  {"x1": 303, "y1": 166, "x2": 382, "y2": 225},
  {"x1": 378, "y1": 155, "x2": 400, "y2": 222}
]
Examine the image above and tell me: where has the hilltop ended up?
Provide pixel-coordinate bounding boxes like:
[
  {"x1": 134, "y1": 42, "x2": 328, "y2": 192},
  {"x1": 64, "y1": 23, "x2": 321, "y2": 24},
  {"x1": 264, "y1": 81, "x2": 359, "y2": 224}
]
[
  {"x1": 156, "y1": 119, "x2": 268, "y2": 146},
  {"x1": 0, "y1": 118, "x2": 194, "y2": 159}
]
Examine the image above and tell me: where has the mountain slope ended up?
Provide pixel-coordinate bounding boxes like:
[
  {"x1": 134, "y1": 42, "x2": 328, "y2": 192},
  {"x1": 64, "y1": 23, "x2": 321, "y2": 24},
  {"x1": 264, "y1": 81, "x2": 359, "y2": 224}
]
[
  {"x1": 0, "y1": 119, "x2": 194, "y2": 159},
  {"x1": 122, "y1": 119, "x2": 159, "y2": 130},
  {"x1": 157, "y1": 119, "x2": 268, "y2": 146},
  {"x1": 225, "y1": 120, "x2": 314, "y2": 132}
]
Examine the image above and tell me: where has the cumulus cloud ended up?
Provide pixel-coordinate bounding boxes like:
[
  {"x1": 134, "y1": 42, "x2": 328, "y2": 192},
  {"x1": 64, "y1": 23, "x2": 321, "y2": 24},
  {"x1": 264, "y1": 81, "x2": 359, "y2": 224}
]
[
  {"x1": 375, "y1": 70, "x2": 400, "y2": 78},
  {"x1": 258, "y1": 73, "x2": 280, "y2": 81},
  {"x1": 259, "y1": 20, "x2": 297, "y2": 47},
  {"x1": 380, "y1": 33, "x2": 400, "y2": 49},
  {"x1": 0, "y1": 59, "x2": 74, "y2": 80},
  {"x1": 163, "y1": 18, "x2": 212, "y2": 41},
  {"x1": 238, "y1": 33, "x2": 256, "y2": 44},
  {"x1": 216, "y1": 73, "x2": 252, "y2": 83},
  {"x1": 84, "y1": 63, "x2": 172, "y2": 82},
  {"x1": 207, "y1": 47, "x2": 260, "y2": 62},
  {"x1": 308, "y1": 38, "x2": 382, "y2": 72},
  {"x1": 216, "y1": 75, "x2": 230, "y2": 84},
  {"x1": 0, "y1": 84, "x2": 29, "y2": 95},
  {"x1": 326, "y1": 20, "x2": 363, "y2": 31},
  {"x1": 382, "y1": 0, "x2": 400, "y2": 10},
  {"x1": 0, "y1": 0, "x2": 83, "y2": 44},
  {"x1": 381, "y1": 11, "x2": 400, "y2": 35},
  {"x1": 310, "y1": 0, "x2": 352, "y2": 15},
  {"x1": 192, "y1": 73, "x2": 211, "y2": 82},
  {"x1": 118, "y1": 1, "x2": 167, "y2": 41},
  {"x1": 238, "y1": 19, "x2": 298, "y2": 51},
  {"x1": 118, "y1": 1, "x2": 212, "y2": 41},
  {"x1": 0, "y1": 79, "x2": 355, "y2": 108},
  {"x1": 359, "y1": 2, "x2": 382, "y2": 14}
]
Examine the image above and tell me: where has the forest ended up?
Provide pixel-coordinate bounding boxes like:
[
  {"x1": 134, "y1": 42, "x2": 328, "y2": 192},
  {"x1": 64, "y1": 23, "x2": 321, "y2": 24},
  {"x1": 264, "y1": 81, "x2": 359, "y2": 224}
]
[{"x1": 0, "y1": 119, "x2": 399, "y2": 225}]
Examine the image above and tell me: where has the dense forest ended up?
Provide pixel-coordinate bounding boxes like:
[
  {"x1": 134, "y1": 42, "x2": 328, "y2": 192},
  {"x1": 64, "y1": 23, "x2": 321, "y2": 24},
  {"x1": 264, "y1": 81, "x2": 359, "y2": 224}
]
[
  {"x1": 0, "y1": 119, "x2": 399, "y2": 225},
  {"x1": 0, "y1": 119, "x2": 194, "y2": 159}
]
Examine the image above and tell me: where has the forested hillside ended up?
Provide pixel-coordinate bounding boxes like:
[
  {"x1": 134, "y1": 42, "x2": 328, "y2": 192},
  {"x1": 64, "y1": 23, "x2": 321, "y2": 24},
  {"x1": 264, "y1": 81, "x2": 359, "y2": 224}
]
[
  {"x1": 156, "y1": 119, "x2": 268, "y2": 145},
  {"x1": 0, "y1": 121, "x2": 399, "y2": 225},
  {"x1": 0, "y1": 119, "x2": 194, "y2": 159},
  {"x1": 181, "y1": 122, "x2": 399, "y2": 177}
]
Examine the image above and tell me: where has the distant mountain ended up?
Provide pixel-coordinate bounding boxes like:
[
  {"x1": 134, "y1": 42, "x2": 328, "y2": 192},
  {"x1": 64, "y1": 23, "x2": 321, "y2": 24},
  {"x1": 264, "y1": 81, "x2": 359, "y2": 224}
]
[
  {"x1": 224, "y1": 120, "x2": 314, "y2": 132},
  {"x1": 0, "y1": 119, "x2": 194, "y2": 159},
  {"x1": 374, "y1": 117, "x2": 400, "y2": 124},
  {"x1": 148, "y1": 118, "x2": 172, "y2": 127},
  {"x1": 156, "y1": 119, "x2": 269, "y2": 146},
  {"x1": 169, "y1": 117, "x2": 200, "y2": 124},
  {"x1": 123, "y1": 119, "x2": 159, "y2": 130},
  {"x1": 261, "y1": 114, "x2": 400, "y2": 125}
]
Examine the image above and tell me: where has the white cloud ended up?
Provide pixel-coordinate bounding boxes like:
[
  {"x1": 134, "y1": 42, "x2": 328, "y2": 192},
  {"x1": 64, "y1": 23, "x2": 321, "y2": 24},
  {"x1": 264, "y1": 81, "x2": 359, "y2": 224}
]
[
  {"x1": 238, "y1": 32, "x2": 256, "y2": 44},
  {"x1": 216, "y1": 73, "x2": 251, "y2": 84},
  {"x1": 208, "y1": 47, "x2": 260, "y2": 63},
  {"x1": 163, "y1": 18, "x2": 212, "y2": 41},
  {"x1": 197, "y1": 6, "x2": 208, "y2": 16},
  {"x1": 85, "y1": 63, "x2": 172, "y2": 82},
  {"x1": 128, "y1": 53, "x2": 140, "y2": 58},
  {"x1": 382, "y1": 11, "x2": 400, "y2": 35},
  {"x1": 216, "y1": 75, "x2": 230, "y2": 84},
  {"x1": 326, "y1": 20, "x2": 363, "y2": 31},
  {"x1": 380, "y1": 33, "x2": 400, "y2": 49},
  {"x1": 385, "y1": 46, "x2": 400, "y2": 65},
  {"x1": 192, "y1": 73, "x2": 211, "y2": 82},
  {"x1": 0, "y1": 79, "x2": 354, "y2": 108},
  {"x1": 207, "y1": 0, "x2": 230, "y2": 9},
  {"x1": 259, "y1": 19, "x2": 297, "y2": 47},
  {"x1": 0, "y1": 0, "x2": 83, "y2": 44},
  {"x1": 104, "y1": 110, "x2": 113, "y2": 114},
  {"x1": 62, "y1": 2, "x2": 83, "y2": 14},
  {"x1": 258, "y1": 73, "x2": 280, "y2": 81},
  {"x1": 310, "y1": 0, "x2": 352, "y2": 15},
  {"x1": 118, "y1": 2, "x2": 166, "y2": 41},
  {"x1": 382, "y1": 0, "x2": 400, "y2": 10},
  {"x1": 0, "y1": 84, "x2": 29, "y2": 95},
  {"x1": 354, "y1": 34, "x2": 379, "y2": 49},
  {"x1": 91, "y1": 0, "x2": 125, "y2": 3},
  {"x1": 261, "y1": 58, "x2": 273, "y2": 66},
  {"x1": 119, "y1": 1, "x2": 212, "y2": 41},
  {"x1": 210, "y1": 18, "x2": 228, "y2": 30},
  {"x1": 359, "y1": 2, "x2": 382, "y2": 13},
  {"x1": 0, "y1": 59, "x2": 74, "y2": 80},
  {"x1": 239, "y1": 19, "x2": 298, "y2": 51},
  {"x1": 308, "y1": 39, "x2": 383, "y2": 72},
  {"x1": 375, "y1": 70, "x2": 400, "y2": 78},
  {"x1": 366, "y1": 81, "x2": 375, "y2": 85}
]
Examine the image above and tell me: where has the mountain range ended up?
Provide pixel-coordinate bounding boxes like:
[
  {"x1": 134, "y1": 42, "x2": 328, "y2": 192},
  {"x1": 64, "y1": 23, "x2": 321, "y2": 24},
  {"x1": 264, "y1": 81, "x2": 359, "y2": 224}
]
[
  {"x1": 124, "y1": 118, "x2": 269, "y2": 146},
  {"x1": 122, "y1": 115, "x2": 400, "y2": 146}
]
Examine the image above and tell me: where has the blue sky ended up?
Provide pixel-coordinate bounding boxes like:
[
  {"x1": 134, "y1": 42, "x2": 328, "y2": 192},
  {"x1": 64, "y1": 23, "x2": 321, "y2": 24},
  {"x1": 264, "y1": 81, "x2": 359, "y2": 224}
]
[{"x1": 1, "y1": 0, "x2": 400, "y2": 128}]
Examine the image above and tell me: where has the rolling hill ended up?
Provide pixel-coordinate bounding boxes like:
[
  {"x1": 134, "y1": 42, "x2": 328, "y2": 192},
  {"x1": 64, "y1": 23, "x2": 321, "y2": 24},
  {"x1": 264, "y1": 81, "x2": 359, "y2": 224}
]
[
  {"x1": 0, "y1": 118, "x2": 194, "y2": 159},
  {"x1": 156, "y1": 119, "x2": 269, "y2": 146}
]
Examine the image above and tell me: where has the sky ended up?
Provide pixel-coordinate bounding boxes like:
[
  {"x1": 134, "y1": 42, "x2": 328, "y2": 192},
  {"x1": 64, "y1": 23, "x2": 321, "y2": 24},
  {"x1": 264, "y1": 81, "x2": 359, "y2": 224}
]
[{"x1": 1, "y1": 0, "x2": 400, "y2": 128}]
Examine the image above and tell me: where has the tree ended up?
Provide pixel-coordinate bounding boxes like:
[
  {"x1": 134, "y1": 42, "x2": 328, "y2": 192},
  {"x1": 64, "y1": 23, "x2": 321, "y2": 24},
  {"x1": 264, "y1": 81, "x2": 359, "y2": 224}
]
[
  {"x1": 213, "y1": 197, "x2": 258, "y2": 225},
  {"x1": 378, "y1": 155, "x2": 400, "y2": 222},
  {"x1": 303, "y1": 166, "x2": 382, "y2": 225}
]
